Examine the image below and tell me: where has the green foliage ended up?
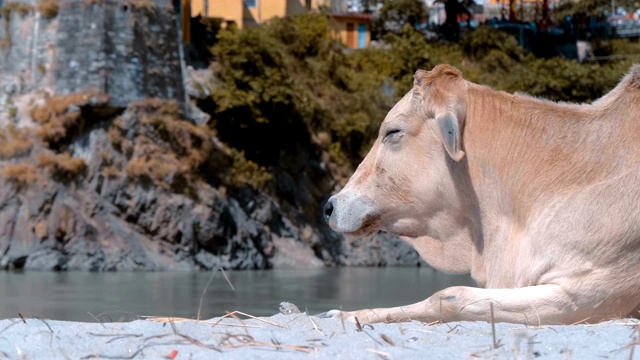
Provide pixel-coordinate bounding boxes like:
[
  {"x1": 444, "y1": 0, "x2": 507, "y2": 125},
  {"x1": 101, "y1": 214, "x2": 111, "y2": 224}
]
[
  {"x1": 382, "y1": 26, "x2": 435, "y2": 95},
  {"x1": 208, "y1": 12, "x2": 636, "y2": 195},
  {"x1": 225, "y1": 147, "x2": 272, "y2": 189},
  {"x1": 375, "y1": 0, "x2": 426, "y2": 36},
  {"x1": 460, "y1": 26, "x2": 525, "y2": 62},
  {"x1": 504, "y1": 58, "x2": 618, "y2": 102},
  {"x1": 555, "y1": 0, "x2": 611, "y2": 19},
  {"x1": 211, "y1": 13, "x2": 393, "y2": 175}
]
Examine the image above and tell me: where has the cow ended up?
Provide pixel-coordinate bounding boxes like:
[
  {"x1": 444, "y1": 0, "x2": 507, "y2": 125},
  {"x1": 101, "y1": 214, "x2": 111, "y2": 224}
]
[{"x1": 321, "y1": 64, "x2": 640, "y2": 325}]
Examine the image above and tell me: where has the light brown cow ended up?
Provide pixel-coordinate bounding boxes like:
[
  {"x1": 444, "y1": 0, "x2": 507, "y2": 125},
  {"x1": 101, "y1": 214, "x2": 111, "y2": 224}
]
[{"x1": 321, "y1": 64, "x2": 640, "y2": 325}]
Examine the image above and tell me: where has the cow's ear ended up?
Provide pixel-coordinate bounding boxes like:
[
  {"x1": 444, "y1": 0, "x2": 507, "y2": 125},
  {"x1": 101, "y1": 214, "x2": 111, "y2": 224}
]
[{"x1": 435, "y1": 112, "x2": 465, "y2": 161}]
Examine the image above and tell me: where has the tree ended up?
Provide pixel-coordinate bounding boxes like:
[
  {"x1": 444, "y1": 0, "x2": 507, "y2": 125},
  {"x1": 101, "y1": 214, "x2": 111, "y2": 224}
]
[
  {"x1": 438, "y1": 0, "x2": 476, "y2": 41},
  {"x1": 373, "y1": 0, "x2": 426, "y2": 38}
]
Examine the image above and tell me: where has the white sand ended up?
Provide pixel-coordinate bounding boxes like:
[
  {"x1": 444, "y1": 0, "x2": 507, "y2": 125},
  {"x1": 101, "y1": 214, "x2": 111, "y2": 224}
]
[{"x1": 0, "y1": 313, "x2": 638, "y2": 359}]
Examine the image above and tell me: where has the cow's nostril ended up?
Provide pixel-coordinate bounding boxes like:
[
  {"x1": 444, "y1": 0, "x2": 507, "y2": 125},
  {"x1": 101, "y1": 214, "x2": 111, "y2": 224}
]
[{"x1": 323, "y1": 200, "x2": 334, "y2": 223}]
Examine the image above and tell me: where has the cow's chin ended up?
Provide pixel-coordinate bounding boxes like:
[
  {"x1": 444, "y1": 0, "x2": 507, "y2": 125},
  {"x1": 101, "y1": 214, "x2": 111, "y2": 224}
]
[{"x1": 343, "y1": 224, "x2": 378, "y2": 238}]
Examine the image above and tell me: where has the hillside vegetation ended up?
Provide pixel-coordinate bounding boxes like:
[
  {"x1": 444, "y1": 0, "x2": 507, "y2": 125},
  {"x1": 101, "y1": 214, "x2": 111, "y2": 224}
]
[{"x1": 206, "y1": 15, "x2": 636, "y2": 191}]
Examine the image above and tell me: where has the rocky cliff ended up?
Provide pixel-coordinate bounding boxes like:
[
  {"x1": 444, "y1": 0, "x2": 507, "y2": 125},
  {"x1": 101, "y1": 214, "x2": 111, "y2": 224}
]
[
  {"x1": 0, "y1": 1, "x2": 422, "y2": 271},
  {"x1": 0, "y1": 95, "x2": 422, "y2": 270}
]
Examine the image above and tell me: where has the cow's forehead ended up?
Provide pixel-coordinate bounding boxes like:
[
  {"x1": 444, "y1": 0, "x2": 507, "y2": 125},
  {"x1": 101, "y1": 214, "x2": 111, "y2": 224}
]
[{"x1": 384, "y1": 91, "x2": 416, "y2": 125}]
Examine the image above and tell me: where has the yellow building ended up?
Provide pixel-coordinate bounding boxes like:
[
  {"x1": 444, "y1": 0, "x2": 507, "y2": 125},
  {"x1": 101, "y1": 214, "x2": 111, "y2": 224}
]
[
  {"x1": 191, "y1": 0, "x2": 330, "y2": 28},
  {"x1": 330, "y1": 13, "x2": 372, "y2": 49},
  {"x1": 189, "y1": 0, "x2": 372, "y2": 48}
]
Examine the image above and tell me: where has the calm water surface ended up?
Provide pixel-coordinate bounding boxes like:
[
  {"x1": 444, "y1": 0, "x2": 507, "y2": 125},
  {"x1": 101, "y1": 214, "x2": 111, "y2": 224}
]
[{"x1": 0, "y1": 268, "x2": 475, "y2": 322}]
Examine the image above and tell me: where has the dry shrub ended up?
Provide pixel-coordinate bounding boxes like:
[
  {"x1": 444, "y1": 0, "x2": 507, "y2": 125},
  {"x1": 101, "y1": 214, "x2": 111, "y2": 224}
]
[
  {"x1": 101, "y1": 165, "x2": 120, "y2": 178},
  {"x1": 0, "y1": 125, "x2": 33, "y2": 159},
  {"x1": 37, "y1": 0, "x2": 59, "y2": 18},
  {"x1": 31, "y1": 90, "x2": 108, "y2": 147},
  {"x1": 121, "y1": 99, "x2": 273, "y2": 189},
  {"x1": 138, "y1": 104, "x2": 213, "y2": 169},
  {"x1": 37, "y1": 112, "x2": 81, "y2": 146},
  {"x1": 37, "y1": 152, "x2": 86, "y2": 182},
  {"x1": 2, "y1": 163, "x2": 43, "y2": 187},
  {"x1": 2, "y1": 2, "x2": 33, "y2": 17},
  {"x1": 112, "y1": 99, "x2": 215, "y2": 191},
  {"x1": 107, "y1": 116, "x2": 131, "y2": 156},
  {"x1": 125, "y1": 151, "x2": 183, "y2": 189}
]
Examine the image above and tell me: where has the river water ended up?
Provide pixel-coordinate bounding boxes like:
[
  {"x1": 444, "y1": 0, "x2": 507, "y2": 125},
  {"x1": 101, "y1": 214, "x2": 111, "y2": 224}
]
[{"x1": 0, "y1": 268, "x2": 475, "y2": 322}]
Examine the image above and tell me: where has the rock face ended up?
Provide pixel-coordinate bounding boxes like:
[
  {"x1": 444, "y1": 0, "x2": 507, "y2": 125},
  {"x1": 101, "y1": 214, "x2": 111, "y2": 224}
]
[
  {"x1": 0, "y1": 97, "x2": 421, "y2": 271},
  {"x1": 0, "y1": 0, "x2": 185, "y2": 114},
  {"x1": 0, "y1": 0, "x2": 423, "y2": 271}
]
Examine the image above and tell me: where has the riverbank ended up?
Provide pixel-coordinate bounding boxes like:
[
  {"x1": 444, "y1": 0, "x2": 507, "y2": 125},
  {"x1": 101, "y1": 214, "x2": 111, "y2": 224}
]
[{"x1": 1, "y1": 311, "x2": 637, "y2": 359}]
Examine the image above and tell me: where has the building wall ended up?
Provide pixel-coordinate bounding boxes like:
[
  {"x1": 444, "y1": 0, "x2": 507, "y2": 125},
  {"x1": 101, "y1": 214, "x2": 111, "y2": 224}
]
[
  {"x1": 331, "y1": 17, "x2": 370, "y2": 49},
  {"x1": 191, "y1": 0, "x2": 244, "y2": 27},
  {"x1": 193, "y1": 0, "x2": 330, "y2": 29}
]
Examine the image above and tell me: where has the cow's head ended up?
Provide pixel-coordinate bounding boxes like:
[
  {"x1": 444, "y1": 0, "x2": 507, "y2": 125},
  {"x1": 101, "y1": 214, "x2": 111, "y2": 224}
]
[{"x1": 324, "y1": 64, "x2": 469, "y2": 239}]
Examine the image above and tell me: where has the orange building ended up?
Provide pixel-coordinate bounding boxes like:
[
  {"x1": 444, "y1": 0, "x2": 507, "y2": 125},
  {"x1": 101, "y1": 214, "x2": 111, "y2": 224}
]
[
  {"x1": 329, "y1": 13, "x2": 373, "y2": 49},
  {"x1": 191, "y1": 0, "x2": 327, "y2": 28},
  {"x1": 189, "y1": 0, "x2": 372, "y2": 48}
]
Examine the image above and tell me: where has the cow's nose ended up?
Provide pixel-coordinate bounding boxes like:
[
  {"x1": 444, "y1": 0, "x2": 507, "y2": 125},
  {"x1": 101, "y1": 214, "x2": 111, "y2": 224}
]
[{"x1": 323, "y1": 198, "x2": 334, "y2": 223}]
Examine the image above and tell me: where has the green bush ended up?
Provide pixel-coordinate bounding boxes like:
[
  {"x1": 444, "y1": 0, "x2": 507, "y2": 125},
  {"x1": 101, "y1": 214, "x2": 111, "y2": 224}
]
[
  {"x1": 210, "y1": 14, "x2": 393, "y2": 173},
  {"x1": 207, "y1": 12, "x2": 635, "y2": 194}
]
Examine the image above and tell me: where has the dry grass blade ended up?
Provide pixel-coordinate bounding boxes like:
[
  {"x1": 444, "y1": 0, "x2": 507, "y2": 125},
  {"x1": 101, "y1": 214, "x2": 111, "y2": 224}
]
[
  {"x1": 447, "y1": 324, "x2": 461, "y2": 334},
  {"x1": 0, "y1": 320, "x2": 20, "y2": 336},
  {"x1": 586, "y1": 322, "x2": 639, "y2": 327},
  {"x1": 33, "y1": 317, "x2": 53, "y2": 334},
  {"x1": 355, "y1": 317, "x2": 363, "y2": 332},
  {"x1": 219, "y1": 332, "x2": 316, "y2": 353},
  {"x1": 88, "y1": 332, "x2": 143, "y2": 338},
  {"x1": 363, "y1": 330, "x2": 384, "y2": 346},
  {"x1": 81, "y1": 340, "x2": 190, "y2": 360},
  {"x1": 169, "y1": 320, "x2": 221, "y2": 352},
  {"x1": 629, "y1": 323, "x2": 639, "y2": 360},
  {"x1": 306, "y1": 313, "x2": 324, "y2": 336},
  {"x1": 226, "y1": 311, "x2": 251, "y2": 335},
  {"x1": 197, "y1": 270, "x2": 217, "y2": 321},
  {"x1": 87, "y1": 312, "x2": 107, "y2": 328},
  {"x1": 380, "y1": 334, "x2": 395, "y2": 346},
  {"x1": 490, "y1": 302, "x2": 502, "y2": 349},
  {"x1": 18, "y1": 313, "x2": 26, "y2": 324},
  {"x1": 220, "y1": 268, "x2": 235, "y2": 291},
  {"x1": 144, "y1": 317, "x2": 262, "y2": 329},
  {"x1": 229, "y1": 341, "x2": 316, "y2": 352},
  {"x1": 365, "y1": 348, "x2": 391, "y2": 359},
  {"x1": 212, "y1": 310, "x2": 286, "y2": 329},
  {"x1": 196, "y1": 267, "x2": 235, "y2": 321},
  {"x1": 145, "y1": 317, "x2": 195, "y2": 323}
]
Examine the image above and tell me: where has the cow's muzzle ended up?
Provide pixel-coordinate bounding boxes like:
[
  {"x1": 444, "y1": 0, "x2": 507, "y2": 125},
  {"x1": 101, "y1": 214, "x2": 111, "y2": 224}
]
[{"x1": 323, "y1": 192, "x2": 378, "y2": 234}]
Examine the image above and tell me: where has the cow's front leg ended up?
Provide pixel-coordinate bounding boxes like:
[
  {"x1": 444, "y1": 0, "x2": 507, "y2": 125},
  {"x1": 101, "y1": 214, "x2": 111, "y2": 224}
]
[{"x1": 319, "y1": 284, "x2": 611, "y2": 325}]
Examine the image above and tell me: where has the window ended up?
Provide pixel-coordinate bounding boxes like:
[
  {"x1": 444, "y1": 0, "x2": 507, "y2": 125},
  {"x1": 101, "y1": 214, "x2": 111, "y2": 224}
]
[{"x1": 245, "y1": 0, "x2": 257, "y2": 8}]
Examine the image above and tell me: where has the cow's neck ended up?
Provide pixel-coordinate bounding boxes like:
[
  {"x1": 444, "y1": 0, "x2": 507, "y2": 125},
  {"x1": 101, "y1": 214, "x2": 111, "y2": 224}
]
[{"x1": 459, "y1": 83, "x2": 634, "y2": 287}]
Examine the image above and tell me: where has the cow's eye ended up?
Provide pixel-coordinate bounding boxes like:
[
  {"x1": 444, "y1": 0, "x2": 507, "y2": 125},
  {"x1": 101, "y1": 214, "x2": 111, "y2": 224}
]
[{"x1": 384, "y1": 129, "x2": 402, "y2": 142}]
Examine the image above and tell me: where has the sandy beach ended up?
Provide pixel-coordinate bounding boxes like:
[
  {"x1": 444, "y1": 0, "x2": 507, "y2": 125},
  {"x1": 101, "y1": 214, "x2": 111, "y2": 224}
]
[{"x1": 0, "y1": 310, "x2": 638, "y2": 359}]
